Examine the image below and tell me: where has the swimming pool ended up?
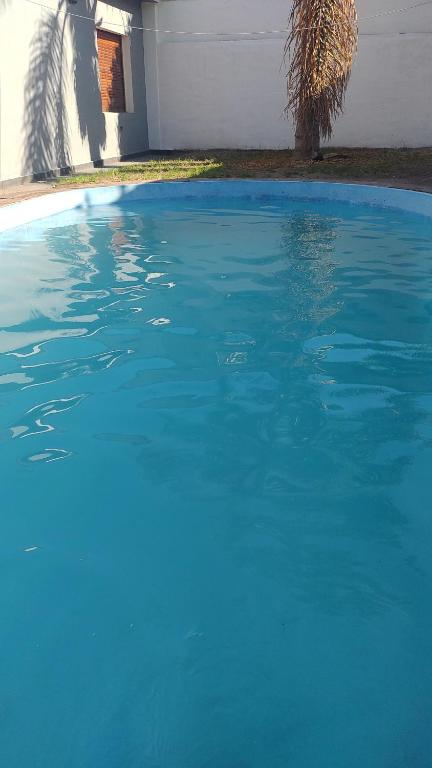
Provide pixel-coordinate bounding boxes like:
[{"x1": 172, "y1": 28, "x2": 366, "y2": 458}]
[{"x1": 1, "y1": 182, "x2": 432, "y2": 767}]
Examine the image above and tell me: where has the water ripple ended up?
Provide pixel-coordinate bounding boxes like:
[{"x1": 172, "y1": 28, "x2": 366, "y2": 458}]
[
  {"x1": 24, "y1": 447, "x2": 73, "y2": 464},
  {"x1": 11, "y1": 394, "x2": 87, "y2": 439},
  {"x1": 20, "y1": 348, "x2": 133, "y2": 389}
]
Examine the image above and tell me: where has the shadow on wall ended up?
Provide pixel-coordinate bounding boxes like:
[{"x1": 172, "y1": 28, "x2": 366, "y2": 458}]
[{"x1": 23, "y1": 0, "x2": 107, "y2": 180}]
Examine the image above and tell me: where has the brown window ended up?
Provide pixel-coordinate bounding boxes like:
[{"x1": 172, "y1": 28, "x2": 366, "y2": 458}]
[{"x1": 97, "y1": 29, "x2": 126, "y2": 113}]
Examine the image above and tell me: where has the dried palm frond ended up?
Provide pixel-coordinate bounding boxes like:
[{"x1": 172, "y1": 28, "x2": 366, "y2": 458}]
[{"x1": 285, "y1": 0, "x2": 358, "y2": 146}]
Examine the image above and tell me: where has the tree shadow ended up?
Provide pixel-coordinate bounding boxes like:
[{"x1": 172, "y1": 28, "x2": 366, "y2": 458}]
[
  {"x1": 23, "y1": 2, "x2": 71, "y2": 178},
  {"x1": 22, "y1": 0, "x2": 107, "y2": 180},
  {"x1": 69, "y1": 1, "x2": 107, "y2": 168}
]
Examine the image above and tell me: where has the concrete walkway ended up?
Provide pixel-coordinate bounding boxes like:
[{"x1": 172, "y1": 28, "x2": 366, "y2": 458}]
[
  {"x1": 0, "y1": 156, "x2": 152, "y2": 207},
  {"x1": 0, "y1": 180, "x2": 58, "y2": 207}
]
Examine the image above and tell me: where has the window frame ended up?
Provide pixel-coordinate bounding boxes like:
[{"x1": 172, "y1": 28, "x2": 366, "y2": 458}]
[{"x1": 96, "y1": 28, "x2": 127, "y2": 114}]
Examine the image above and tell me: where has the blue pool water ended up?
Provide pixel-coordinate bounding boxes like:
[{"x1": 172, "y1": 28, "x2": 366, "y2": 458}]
[{"x1": 1, "y1": 194, "x2": 432, "y2": 767}]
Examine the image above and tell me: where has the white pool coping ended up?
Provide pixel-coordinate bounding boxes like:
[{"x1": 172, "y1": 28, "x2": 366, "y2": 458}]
[{"x1": 0, "y1": 180, "x2": 432, "y2": 234}]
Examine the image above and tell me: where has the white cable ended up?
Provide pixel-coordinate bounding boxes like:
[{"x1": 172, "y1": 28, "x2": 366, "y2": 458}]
[
  {"x1": 363, "y1": 0, "x2": 432, "y2": 19},
  {"x1": 19, "y1": 0, "x2": 432, "y2": 35}
]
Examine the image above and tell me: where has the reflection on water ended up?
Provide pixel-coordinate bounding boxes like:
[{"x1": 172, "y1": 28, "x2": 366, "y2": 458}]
[{"x1": 1, "y1": 198, "x2": 432, "y2": 768}]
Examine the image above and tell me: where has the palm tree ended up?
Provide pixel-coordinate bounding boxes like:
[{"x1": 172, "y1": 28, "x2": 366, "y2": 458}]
[{"x1": 285, "y1": 0, "x2": 358, "y2": 160}]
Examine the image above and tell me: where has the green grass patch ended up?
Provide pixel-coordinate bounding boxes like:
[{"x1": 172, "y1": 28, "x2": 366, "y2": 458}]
[{"x1": 58, "y1": 149, "x2": 432, "y2": 187}]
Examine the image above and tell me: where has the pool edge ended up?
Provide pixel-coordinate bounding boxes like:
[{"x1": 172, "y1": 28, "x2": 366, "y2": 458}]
[{"x1": 1, "y1": 179, "x2": 432, "y2": 234}]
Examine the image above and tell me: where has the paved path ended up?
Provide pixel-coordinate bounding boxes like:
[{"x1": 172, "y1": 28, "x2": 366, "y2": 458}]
[
  {"x1": 0, "y1": 180, "x2": 58, "y2": 207},
  {"x1": 0, "y1": 156, "x2": 152, "y2": 207}
]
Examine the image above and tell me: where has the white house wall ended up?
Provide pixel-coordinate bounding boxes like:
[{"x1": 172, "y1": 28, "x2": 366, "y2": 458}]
[
  {"x1": 0, "y1": 0, "x2": 148, "y2": 183},
  {"x1": 142, "y1": 0, "x2": 432, "y2": 150}
]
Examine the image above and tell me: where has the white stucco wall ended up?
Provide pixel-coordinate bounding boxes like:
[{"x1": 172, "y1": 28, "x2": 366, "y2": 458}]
[
  {"x1": 0, "y1": 0, "x2": 148, "y2": 183},
  {"x1": 142, "y1": 0, "x2": 432, "y2": 150}
]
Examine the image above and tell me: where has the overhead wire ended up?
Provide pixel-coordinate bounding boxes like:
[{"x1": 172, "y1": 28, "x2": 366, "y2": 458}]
[{"x1": 18, "y1": 0, "x2": 432, "y2": 36}]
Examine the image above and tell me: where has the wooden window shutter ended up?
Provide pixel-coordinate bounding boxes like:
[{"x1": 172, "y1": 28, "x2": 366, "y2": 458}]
[{"x1": 97, "y1": 29, "x2": 126, "y2": 113}]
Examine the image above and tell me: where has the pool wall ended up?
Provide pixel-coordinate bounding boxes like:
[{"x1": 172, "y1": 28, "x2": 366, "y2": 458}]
[{"x1": 1, "y1": 181, "x2": 432, "y2": 235}]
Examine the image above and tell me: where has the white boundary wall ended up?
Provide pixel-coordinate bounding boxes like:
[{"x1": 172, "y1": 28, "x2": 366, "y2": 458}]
[{"x1": 142, "y1": 0, "x2": 432, "y2": 150}]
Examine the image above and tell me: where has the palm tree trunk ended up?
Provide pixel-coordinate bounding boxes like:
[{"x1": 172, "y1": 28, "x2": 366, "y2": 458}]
[
  {"x1": 286, "y1": 0, "x2": 358, "y2": 162},
  {"x1": 294, "y1": 109, "x2": 320, "y2": 160}
]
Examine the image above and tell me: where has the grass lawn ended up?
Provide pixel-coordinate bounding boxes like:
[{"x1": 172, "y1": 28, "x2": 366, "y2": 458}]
[{"x1": 58, "y1": 148, "x2": 432, "y2": 188}]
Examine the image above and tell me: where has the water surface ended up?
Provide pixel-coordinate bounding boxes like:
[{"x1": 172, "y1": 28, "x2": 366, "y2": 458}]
[{"x1": 1, "y1": 197, "x2": 432, "y2": 767}]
